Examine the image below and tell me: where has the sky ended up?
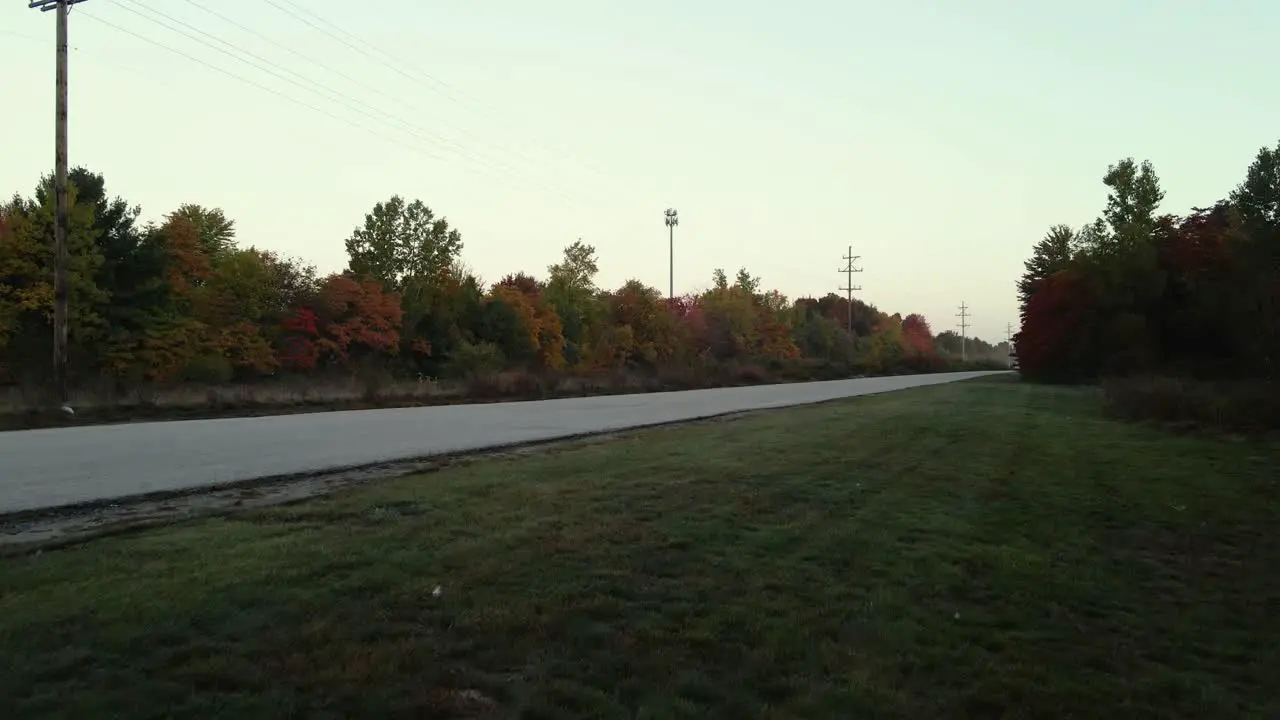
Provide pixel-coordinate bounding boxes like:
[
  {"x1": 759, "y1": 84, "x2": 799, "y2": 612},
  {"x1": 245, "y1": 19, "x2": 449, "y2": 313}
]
[{"x1": 2, "y1": 0, "x2": 1277, "y2": 343}]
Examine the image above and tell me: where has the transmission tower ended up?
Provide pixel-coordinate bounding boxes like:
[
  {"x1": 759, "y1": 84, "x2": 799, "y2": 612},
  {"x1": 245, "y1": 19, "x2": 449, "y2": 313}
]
[
  {"x1": 664, "y1": 208, "x2": 679, "y2": 299},
  {"x1": 838, "y1": 246, "x2": 863, "y2": 334},
  {"x1": 956, "y1": 302, "x2": 971, "y2": 362}
]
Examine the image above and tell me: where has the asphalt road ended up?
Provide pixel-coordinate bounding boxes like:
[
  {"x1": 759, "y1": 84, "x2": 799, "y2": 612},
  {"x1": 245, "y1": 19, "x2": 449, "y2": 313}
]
[{"x1": 0, "y1": 371, "x2": 1004, "y2": 514}]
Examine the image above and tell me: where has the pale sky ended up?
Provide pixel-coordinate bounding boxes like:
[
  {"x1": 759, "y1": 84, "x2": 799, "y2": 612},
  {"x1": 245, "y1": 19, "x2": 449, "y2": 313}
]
[{"x1": 3, "y1": 0, "x2": 1276, "y2": 343}]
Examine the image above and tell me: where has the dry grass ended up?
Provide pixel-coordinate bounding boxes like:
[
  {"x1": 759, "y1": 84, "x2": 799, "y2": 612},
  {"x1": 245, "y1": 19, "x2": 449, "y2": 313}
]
[
  {"x1": 1102, "y1": 375, "x2": 1280, "y2": 435},
  {"x1": 0, "y1": 358, "x2": 1008, "y2": 431}
]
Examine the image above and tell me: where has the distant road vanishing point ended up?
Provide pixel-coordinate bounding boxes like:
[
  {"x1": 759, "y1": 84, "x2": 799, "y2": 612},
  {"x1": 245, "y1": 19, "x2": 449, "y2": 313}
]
[{"x1": 0, "y1": 371, "x2": 1006, "y2": 514}]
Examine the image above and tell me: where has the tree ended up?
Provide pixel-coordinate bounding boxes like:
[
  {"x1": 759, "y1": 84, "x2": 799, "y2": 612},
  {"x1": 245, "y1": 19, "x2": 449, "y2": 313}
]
[
  {"x1": 605, "y1": 280, "x2": 681, "y2": 367},
  {"x1": 496, "y1": 272, "x2": 542, "y2": 299},
  {"x1": 793, "y1": 312, "x2": 854, "y2": 363},
  {"x1": 1017, "y1": 269, "x2": 1099, "y2": 382},
  {"x1": 545, "y1": 241, "x2": 603, "y2": 367},
  {"x1": 1231, "y1": 140, "x2": 1280, "y2": 233},
  {"x1": 312, "y1": 275, "x2": 403, "y2": 367},
  {"x1": 344, "y1": 195, "x2": 462, "y2": 291},
  {"x1": 1101, "y1": 157, "x2": 1164, "y2": 247},
  {"x1": 1018, "y1": 224, "x2": 1075, "y2": 320},
  {"x1": 734, "y1": 267, "x2": 761, "y2": 295},
  {"x1": 546, "y1": 240, "x2": 598, "y2": 293},
  {"x1": 862, "y1": 322, "x2": 907, "y2": 373},
  {"x1": 61, "y1": 169, "x2": 172, "y2": 377},
  {"x1": 166, "y1": 204, "x2": 236, "y2": 256},
  {"x1": 901, "y1": 313, "x2": 934, "y2": 355},
  {"x1": 0, "y1": 180, "x2": 109, "y2": 383},
  {"x1": 478, "y1": 283, "x2": 565, "y2": 370},
  {"x1": 194, "y1": 248, "x2": 286, "y2": 374},
  {"x1": 1227, "y1": 142, "x2": 1280, "y2": 376},
  {"x1": 400, "y1": 270, "x2": 484, "y2": 374}
]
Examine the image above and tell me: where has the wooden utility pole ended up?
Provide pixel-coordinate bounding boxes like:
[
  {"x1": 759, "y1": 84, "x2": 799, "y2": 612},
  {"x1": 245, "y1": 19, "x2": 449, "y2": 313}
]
[
  {"x1": 838, "y1": 246, "x2": 863, "y2": 334},
  {"x1": 956, "y1": 302, "x2": 971, "y2": 362},
  {"x1": 31, "y1": 0, "x2": 87, "y2": 409}
]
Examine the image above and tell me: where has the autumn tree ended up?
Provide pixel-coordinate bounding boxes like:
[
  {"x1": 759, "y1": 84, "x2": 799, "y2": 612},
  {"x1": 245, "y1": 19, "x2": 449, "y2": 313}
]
[
  {"x1": 312, "y1": 275, "x2": 404, "y2": 367},
  {"x1": 900, "y1": 313, "x2": 934, "y2": 355},
  {"x1": 478, "y1": 283, "x2": 565, "y2": 370},
  {"x1": 598, "y1": 280, "x2": 681, "y2": 368},
  {"x1": 0, "y1": 178, "x2": 109, "y2": 384},
  {"x1": 496, "y1": 272, "x2": 542, "y2": 299},
  {"x1": 1017, "y1": 224, "x2": 1075, "y2": 321},
  {"x1": 166, "y1": 204, "x2": 236, "y2": 256},
  {"x1": 1016, "y1": 270, "x2": 1099, "y2": 382}
]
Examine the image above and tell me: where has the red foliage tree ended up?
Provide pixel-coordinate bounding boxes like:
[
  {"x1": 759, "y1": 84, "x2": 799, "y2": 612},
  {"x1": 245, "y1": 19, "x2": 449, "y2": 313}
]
[
  {"x1": 1155, "y1": 203, "x2": 1233, "y2": 280},
  {"x1": 496, "y1": 272, "x2": 542, "y2": 300},
  {"x1": 313, "y1": 275, "x2": 403, "y2": 366},
  {"x1": 901, "y1": 313, "x2": 935, "y2": 355},
  {"x1": 1017, "y1": 269, "x2": 1097, "y2": 382},
  {"x1": 276, "y1": 307, "x2": 321, "y2": 371}
]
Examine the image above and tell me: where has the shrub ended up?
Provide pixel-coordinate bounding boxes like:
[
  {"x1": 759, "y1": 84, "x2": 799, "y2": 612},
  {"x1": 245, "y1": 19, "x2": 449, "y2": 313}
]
[
  {"x1": 1102, "y1": 375, "x2": 1280, "y2": 435},
  {"x1": 181, "y1": 354, "x2": 234, "y2": 384},
  {"x1": 451, "y1": 340, "x2": 505, "y2": 377}
]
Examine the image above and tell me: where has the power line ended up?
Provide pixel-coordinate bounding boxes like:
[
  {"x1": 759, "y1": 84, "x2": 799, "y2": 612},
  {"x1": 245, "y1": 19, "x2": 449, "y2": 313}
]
[
  {"x1": 78, "y1": 11, "x2": 425, "y2": 154},
  {"x1": 153, "y1": 0, "x2": 588, "y2": 206},
  {"x1": 2, "y1": 27, "x2": 179, "y2": 89},
  {"x1": 839, "y1": 246, "x2": 863, "y2": 335},
  {"x1": 108, "y1": 0, "x2": 582, "y2": 202},
  {"x1": 82, "y1": 4, "x2": 598, "y2": 208},
  {"x1": 957, "y1": 301, "x2": 971, "y2": 362},
  {"x1": 260, "y1": 0, "x2": 617, "y2": 189},
  {"x1": 178, "y1": 0, "x2": 420, "y2": 117},
  {"x1": 0, "y1": 29, "x2": 47, "y2": 42}
]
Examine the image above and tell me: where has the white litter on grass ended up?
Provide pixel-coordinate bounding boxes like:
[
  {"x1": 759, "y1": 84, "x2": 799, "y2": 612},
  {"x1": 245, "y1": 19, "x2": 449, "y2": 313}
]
[{"x1": 432, "y1": 585, "x2": 443, "y2": 597}]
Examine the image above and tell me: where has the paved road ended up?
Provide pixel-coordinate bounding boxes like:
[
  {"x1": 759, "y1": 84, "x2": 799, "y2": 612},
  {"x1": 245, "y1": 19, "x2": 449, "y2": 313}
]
[{"x1": 0, "y1": 371, "x2": 1003, "y2": 514}]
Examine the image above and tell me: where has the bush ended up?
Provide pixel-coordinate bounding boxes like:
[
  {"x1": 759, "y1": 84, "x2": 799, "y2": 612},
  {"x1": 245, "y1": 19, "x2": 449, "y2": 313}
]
[
  {"x1": 464, "y1": 369, "x2": 551, "y2": 399},
  {"x1": 451, "y1": 340, "x2": 505, "y2": 377},
  {"x1": 181, "y1": 355, "x2": 234, "y2": 384},
  {"x1": 1102, "y1": 375, "x2": 1280, "y2": 435}
]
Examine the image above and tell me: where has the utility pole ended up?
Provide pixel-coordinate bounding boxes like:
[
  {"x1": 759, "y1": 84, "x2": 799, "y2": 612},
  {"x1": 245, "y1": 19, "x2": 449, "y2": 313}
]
[
  {"x1": 838, "y1": 246, "x2": 863, "y2": 334},
  {"x1": 31, "y1": 0, "x2": 86, "y2": 411},
  {"x1": 1005, "y1": 321, "x2": 1015, "y2": 368},
  {"x1": 664, "y1": 208, "x2": 679, "y2": 300},
  {"x1": 956, "y1": 302, "x2": 971, "y2": 362}
]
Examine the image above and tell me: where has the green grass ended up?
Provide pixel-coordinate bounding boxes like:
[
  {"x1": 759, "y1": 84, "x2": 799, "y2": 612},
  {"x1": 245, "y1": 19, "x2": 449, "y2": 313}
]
[{"x1": 1, "y1": 378, "x2": 1277, "y2": 719}]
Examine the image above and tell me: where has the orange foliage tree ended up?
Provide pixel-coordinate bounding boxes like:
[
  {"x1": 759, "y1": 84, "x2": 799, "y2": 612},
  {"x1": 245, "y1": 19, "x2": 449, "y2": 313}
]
[{"x1": 482, "y1": 283, "x2": 565, "y2": 370}]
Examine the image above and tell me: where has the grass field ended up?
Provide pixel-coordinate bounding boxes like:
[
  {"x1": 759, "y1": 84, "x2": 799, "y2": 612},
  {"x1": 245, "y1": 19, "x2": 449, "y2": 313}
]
[{"x1": 1, "y1": 377, "x2": 1276, "y2": 719}]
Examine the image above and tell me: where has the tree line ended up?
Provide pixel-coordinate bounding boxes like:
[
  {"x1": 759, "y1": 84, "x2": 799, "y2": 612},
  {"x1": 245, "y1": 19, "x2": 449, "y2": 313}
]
[
  {"x1": 1015, "y1": 141, "x2": 1278, "y2": 386},
  {"x1": 1, "y1": 169, "x2": 1008, "y2": 397}
]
